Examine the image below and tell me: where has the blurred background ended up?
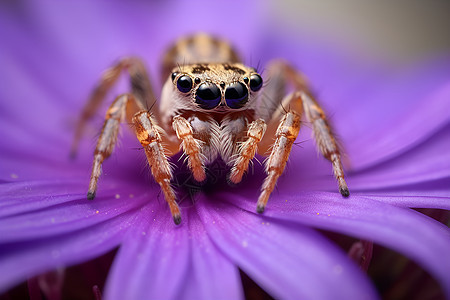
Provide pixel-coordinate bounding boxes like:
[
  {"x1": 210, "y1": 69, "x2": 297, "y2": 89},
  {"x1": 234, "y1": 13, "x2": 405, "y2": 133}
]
[
  {"x1": 270, "y1": 0, "x2": 450, "y2": 66},
  {"x1": 2, "y1": 0, "x2": 450, "y2": 65}
]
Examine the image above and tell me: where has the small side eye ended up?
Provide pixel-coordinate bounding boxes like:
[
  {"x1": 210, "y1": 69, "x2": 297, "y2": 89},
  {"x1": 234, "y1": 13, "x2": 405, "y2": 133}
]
[
  {"x1": 249, "y1": 74, "x2": 263, "y2": 92},
  {"x1": 195, "y1": 83, "x2": 221, "y2": 109},
  {"x1": 171, "y1": 72, "x2": 178, "y2": 82},
  {"x1": 225, "y1": 82, "x2": 249, "y2": 109},
  {"x1": 176, "y1": 75, "x2": 193, "y2": 93}
]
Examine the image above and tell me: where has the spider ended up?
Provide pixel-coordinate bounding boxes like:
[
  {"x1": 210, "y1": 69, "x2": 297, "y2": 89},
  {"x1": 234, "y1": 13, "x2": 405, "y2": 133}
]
[{"x1": 71, "y1": 33, "x2": 349, "y2": 225}]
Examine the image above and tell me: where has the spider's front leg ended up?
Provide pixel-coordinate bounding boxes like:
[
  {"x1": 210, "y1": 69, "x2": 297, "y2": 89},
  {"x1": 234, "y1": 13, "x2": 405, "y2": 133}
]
[
  {"x1": 255, "y1": 60, "x2": 349, "y2": 213},
  {"x1": 301, "y1": 90, "x2": 349, "y2": 197},
  {"x1": 87, "y1": 93, "x2": 143, "y2": 199},
  {"x1": 133, "y1": 111, "x2": 181, "y2": 224},
  {"x1": 86, "y1": 93, "x2": 181, "y2": 224},
  {"x1": 257, "y1": 92, "x2": 302, "y2": 213}
]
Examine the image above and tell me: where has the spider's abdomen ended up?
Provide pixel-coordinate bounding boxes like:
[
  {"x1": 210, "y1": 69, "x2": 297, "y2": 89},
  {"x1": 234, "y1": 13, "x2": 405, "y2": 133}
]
[{"x1": 161, "y1": 33, "x2": 241, "y2": 80}]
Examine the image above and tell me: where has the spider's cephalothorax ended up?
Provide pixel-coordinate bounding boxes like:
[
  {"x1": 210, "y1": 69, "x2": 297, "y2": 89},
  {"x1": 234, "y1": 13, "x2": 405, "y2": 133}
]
[
  {"x1": 169, "y1": 63, "x2": 261, "y2": 111},
  {"x1": 72, "y1": 33, "x2": 349, "y2": 225}
]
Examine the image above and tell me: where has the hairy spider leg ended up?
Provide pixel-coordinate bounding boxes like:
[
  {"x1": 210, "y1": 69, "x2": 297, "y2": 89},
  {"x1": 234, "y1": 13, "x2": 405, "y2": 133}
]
[
  {"x1": 71, "y1": 57, "x2": 156, "y2": 157},
  {"x1": 133, "y1": 111, "x2": 181, "y2": 224},
  {"x1": 172, "y1": 115, "x2": 207, "y2": 182},
  {"x1": 282, "y1": 60, "x2": 349, "y2": 197},
  {"x1": 87, "y1": 93, "x2": 143, "y2": 200},
  {"x1": 255, "y1": 60, "x2": 349, "y2": 213},
  {"x1": 300, "y1": 90, "x2": 349, "y2": 197},
  {"x1": 257, "y1": 93, "x2": 302, "y2": 212},
  {"x1": 87, "y1": 93, "x2": 181, "y2": 224}
]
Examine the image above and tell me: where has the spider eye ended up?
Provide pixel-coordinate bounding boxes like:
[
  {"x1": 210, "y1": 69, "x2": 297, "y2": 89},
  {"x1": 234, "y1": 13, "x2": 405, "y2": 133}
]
[
  {"x1": 171, "y1": 72, "x2": 178, "y2": 82},
  {"x1": 249, "y1": 74, "x2": 263, "y2": 92},
  {"x1": 176, "y1": 75, "x2": 193, "y2": 93},
  {"x1": 195, "y1": 83, "x2": 221, "y2": 109},
  {"x1": 225, "y1": 82, "x2": 248, "y2": 109}
]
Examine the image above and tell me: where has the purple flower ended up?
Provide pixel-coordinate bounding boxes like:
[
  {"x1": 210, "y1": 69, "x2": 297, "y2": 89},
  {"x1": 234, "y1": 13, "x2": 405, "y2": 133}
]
[{"x1": 1, "y1": 1, "x2": 449, "y2": 299}]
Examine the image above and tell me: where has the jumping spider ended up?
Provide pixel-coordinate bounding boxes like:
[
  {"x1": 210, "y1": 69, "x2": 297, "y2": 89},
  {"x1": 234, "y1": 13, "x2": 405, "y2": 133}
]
[{"x1": 71, "y1": 33, "x2": 349, "y2": 225}]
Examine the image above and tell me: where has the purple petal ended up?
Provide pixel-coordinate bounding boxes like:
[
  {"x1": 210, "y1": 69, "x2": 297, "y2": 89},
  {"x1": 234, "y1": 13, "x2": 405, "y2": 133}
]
[
  {"x1": 196, "y1": 194, "x2": 378, "y2": 300},
  {"x1": 346, "y1": 125, "x2": 450, "y2": 190},
  {"x1": 346, "y1": 81, "x2": 450, "y2": 170},
  {"x1": 0, "y1": 180, "x2": 87, "y2": 218},
  {"x1": 0, "y1": 177, "x2": 154, "y2": 291},
  {"x1": 351, "y1": 181, "x2": 450, "y2": 209},
  {"x1": 223, "y1": 190, "x2": 450, "y2": 298},
  {"x1": 0, "y1": 208, "x2": 134, "y2": 292},
  {"x1": 0, "y1": 180, "x2": 150, "y2": 242},
  {"x1": 105, "y1": 205, "x2": 243, "y2": 300},
  {"x1": 276, "y1": 124, "x2": 450, "y2": 195},
  {"x1": 179, "y1": 209, "x2": 244, "y2": 300}
]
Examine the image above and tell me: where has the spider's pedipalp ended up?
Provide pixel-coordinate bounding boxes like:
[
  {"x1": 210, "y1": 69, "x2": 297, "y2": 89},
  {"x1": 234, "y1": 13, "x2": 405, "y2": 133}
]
[
  {"x1": 229, "y1": 118, "x2": 267, "y2": 184},
  {"x1": 172, "y1": 115, "x2": 207, "y2": 182}
]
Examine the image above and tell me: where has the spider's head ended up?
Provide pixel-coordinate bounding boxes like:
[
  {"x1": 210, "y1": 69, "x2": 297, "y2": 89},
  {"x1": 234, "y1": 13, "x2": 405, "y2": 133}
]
[{"x1": 170, "y1": 63, "x2": 263, "y2": 112}]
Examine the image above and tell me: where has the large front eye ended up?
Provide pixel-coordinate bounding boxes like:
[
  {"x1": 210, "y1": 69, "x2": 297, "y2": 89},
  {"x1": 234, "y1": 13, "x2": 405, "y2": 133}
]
[
  {"x1": 225, "y1": 82, "x2": 248, "y2": 109},
  {"x1": 176, "y1": 75, "x2": 193, "y2": 93},
  {"x1": 195, "y1": 83, "x2": 221, "y2": 109},
  {"x1": 249, "y1": 74, "x2": 263, "y2": 92}
]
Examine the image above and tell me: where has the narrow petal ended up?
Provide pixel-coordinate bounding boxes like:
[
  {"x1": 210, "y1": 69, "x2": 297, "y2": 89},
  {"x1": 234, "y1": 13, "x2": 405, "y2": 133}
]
[
  {"x1": 0, "y1": 180, "x2": 149, "y2": 242},
  {"x1": 351, "y1": 180, "x2": 450, "y2": 209},
  {"x1": 224, "y1": 190, "x2": 450, "y2": 298},
  {"x1": 105, "y1": 205, "x2": 243, "y2": 300},
  {"x1": 0, "y1": 208, "x2": 135, "y2": 292},
  {"x1": 196, "y1": 194, "x2": 378, "y2": 300},
  {"x1": 0, "y1": 180, "x2": 89, "y2": 218},
  {"x1": 179, "y1": 208, "x2": 244, "y2": 300},
  {"x1": 104, "y1": 206, "x2": 189, "y2": 300}
]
